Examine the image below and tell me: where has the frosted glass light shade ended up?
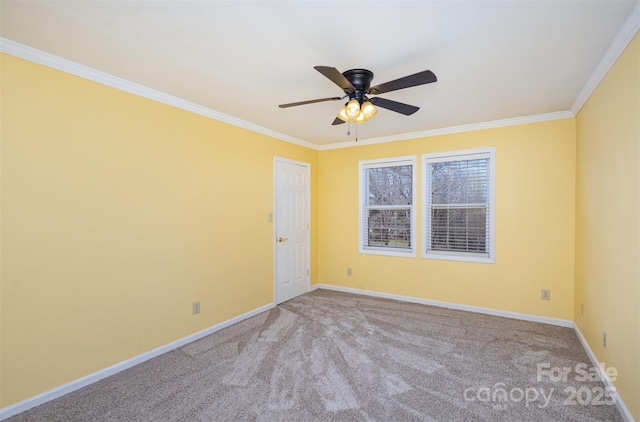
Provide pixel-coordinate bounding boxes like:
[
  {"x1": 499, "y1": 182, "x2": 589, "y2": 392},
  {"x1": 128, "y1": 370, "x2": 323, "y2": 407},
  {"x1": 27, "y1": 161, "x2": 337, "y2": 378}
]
[
  {"x1": 346, "y1": 99, "x2": 360, "y2": 118},
  {"x1": 337, "y1": 105, "x2": 349, "y2": 122},
  {"x1": 360, "y1": 101, "x2": 377, "y2": 119}
]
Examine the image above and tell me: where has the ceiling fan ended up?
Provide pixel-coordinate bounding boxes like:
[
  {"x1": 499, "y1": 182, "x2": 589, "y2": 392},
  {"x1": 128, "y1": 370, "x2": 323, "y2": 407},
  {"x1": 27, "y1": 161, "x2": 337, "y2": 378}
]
[{"x1": 279, "y1": 66, "x2": 437, "y2": 125}]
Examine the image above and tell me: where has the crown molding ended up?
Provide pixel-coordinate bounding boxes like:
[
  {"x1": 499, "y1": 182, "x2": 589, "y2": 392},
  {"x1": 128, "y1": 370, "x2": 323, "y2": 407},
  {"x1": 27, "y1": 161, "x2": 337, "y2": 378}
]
[
  {"x1": 3, "y1": 14, "x2": 633, "y2": 153},
  {"x1": 571, "y1": 1, "x2": 640, "y2": 115},
  {"x1": 318, "y1": 111, "x2": 574, "y2": 151},
  {"x1": 0, "y1": 38, "x2": 317, "y2": 150}
]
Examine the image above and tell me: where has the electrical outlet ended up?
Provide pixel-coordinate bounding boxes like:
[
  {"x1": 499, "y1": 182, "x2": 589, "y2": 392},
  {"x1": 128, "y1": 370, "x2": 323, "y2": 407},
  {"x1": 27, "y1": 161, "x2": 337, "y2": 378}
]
[
  {"x1": 603, "y1": 331, "x2": 607, "y2": 349},
  {"x1": 347, "y1": 267, "x2": 352, "y2": 276},
  {"x1": 268, "y1": 213, "x2": 273, "y2": 222},
  {"x1": 541, "y1": 289, "x2": 550, "y2": 301},
  {"x1": 193, "y1": 301, "x2": 200, "y2": 315}
]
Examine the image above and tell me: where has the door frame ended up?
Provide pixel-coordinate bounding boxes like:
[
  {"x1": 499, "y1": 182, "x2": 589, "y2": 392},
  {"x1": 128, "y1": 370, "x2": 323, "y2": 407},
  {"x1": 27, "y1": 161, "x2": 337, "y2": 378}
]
[{"x1": 273, "y1": 157, "x2": 311, "y2": 304}]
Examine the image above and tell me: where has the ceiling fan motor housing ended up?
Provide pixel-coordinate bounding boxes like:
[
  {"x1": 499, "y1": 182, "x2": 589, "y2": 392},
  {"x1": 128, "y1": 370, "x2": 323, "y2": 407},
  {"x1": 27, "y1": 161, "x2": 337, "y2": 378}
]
[{"x1": 342, "y1": 69, "x2": 374, "y2": 102}]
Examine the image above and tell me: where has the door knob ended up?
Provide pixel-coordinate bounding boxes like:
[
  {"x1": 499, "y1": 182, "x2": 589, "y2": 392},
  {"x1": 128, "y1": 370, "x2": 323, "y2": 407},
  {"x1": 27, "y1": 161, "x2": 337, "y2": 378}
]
[{"x1": 277, "y1": 237, "x2": 288, "y2": 243}]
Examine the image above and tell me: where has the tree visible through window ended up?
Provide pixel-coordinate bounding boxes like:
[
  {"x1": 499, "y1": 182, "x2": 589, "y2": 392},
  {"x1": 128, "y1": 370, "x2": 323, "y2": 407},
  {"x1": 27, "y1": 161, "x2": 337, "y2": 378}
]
[
  {"x1": 423, "y1": 148, "x2": 495, "y2": 262},
  {"x1": 360, "y1": 157, "x2": 416, "y2": 256}
]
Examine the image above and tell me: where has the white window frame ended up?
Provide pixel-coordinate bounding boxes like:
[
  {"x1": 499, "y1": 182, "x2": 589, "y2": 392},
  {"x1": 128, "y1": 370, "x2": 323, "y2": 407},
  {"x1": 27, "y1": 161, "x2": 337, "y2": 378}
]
[
  {"x1": 359, "y1": 156, "x2": 417, "y2": 258},
  {"x1": 422, "y1": 147, "x2": 496, "y2": 263}
]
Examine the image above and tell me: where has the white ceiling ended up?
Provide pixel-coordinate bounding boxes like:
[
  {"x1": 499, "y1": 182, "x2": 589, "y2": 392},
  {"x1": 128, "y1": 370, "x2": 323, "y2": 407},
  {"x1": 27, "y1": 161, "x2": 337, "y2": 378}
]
[{"x1": 1, "y1": 1, "x2": 638, "y2": 147}]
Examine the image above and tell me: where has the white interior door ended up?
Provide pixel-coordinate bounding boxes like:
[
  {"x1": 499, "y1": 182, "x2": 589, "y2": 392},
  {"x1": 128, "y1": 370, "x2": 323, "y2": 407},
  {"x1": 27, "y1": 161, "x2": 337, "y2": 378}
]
[{"x1": 275, "y1": 158, "x2": 310, "y2": 304}]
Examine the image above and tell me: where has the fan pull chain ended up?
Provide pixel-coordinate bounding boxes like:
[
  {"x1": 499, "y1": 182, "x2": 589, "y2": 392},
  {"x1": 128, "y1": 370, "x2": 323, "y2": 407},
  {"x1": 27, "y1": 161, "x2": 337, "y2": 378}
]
[{"x1": 345, "y1": 120, "x2": 358, "y2": 142}]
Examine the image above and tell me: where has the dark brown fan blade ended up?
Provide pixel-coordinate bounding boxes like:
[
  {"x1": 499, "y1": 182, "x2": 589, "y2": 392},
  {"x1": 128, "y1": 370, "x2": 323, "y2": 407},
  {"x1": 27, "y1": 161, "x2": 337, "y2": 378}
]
[
  {"x1": 314, "y1": 66, "x2": 355, "y2": 94},
  {"x1": 279, "y1": 97, "x2": 341, "y2": 108},
  {"x1": 370, "y1": 97, "x2": 419, "y2": 115},
  {"x1": 332, "y1": 117, "x2": 346, "y2": 126},
  {"x1": 368, "y1": 70, "x2": 437, "y2": 95}
]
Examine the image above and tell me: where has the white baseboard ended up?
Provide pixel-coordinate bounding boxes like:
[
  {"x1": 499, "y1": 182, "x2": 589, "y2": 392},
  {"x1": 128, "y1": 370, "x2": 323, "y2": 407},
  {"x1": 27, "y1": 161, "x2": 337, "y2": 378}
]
[
  {"x1": 311, "y1": 283, "x2": 574, "y2": 327},
  {"x1": 573, "y1": 325, "x2": 635, "y2": 422},
  {"x1": 0, "y1": 302, "x2": 276, "y2": 421},
  {"x1": 311, "y1": 283, "x2": 634, "y2": 421}
]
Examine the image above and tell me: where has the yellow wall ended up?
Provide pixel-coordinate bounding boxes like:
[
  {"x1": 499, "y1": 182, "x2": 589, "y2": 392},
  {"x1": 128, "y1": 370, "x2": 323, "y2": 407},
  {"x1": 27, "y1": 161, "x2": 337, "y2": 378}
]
[
  {"x1": 575, "y1": 32, "x2": 640, "y2": 421},
  {"x1": 318, "y1": 118, "x2": 576, "y2": 320},
  {"x1": 0, "y1": 54, "x2": 318, "y2": 407}
]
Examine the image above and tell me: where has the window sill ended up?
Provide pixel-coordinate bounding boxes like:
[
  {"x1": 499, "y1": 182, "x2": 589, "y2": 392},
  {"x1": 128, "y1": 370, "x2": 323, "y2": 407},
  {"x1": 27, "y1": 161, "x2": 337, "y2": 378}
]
[
  {"x1": 360, "y1": 248, "x2": 416, "y2": 258},
  {"x1": 422, "y1": 252, "x2": 495, "y2": 264}
]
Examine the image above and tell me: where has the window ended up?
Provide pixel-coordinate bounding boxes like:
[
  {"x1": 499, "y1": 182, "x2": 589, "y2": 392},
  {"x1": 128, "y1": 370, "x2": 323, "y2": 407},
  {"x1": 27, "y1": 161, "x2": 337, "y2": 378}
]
[
  {"x1": 422, "y1": 147, "x2": 495, "y2": 263},
  {"x1": 359, "y1": 156, "x2": 416, "y2": 257}
]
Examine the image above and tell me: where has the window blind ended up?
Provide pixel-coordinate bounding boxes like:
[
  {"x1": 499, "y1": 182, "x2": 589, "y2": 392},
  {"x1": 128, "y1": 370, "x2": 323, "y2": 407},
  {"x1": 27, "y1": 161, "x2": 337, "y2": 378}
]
[
  {"x1": 362, "y1": 163, "x2": 413, "y2": 250},
  {"x1": 426, "y1": 157, "x2": 490, "y2": 256}
]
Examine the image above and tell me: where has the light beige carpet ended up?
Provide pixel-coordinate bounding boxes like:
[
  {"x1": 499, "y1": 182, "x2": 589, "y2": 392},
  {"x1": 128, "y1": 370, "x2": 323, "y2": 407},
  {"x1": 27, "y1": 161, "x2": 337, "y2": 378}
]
[{"x1": 8, "y1": 289, "x2": 623, "y2": 421}]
